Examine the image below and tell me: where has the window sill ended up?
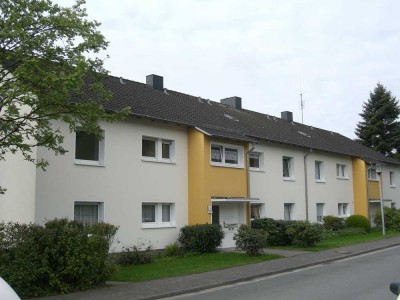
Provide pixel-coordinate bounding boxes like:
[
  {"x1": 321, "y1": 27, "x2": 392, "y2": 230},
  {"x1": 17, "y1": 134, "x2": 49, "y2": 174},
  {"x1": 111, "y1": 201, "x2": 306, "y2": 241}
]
[
  {"x1": 75, "y1": 160, "x2": 105, "y2": 167},
  {"x1": 250, "y1": 168, "x2": 265, "y2": 173},
  {"x1": 211, "y1": 162, "x2": 244, "y2": 169},
  {"x1": 315, "y1": 179, "x2": 326, "y2": 183},
  {"x1": 283, "y1": 177, "x2": 295, "y2": 182},
  {"x1": 142, "y1": 157, "x2": 176, "y2": 164},
  {"x1": 141, "y1": 224, "x2": 176, "y2": 229},
  {"x1": 368, "y1": 179, "x2": 379, "y2": 182},
  {"x1": 390, "y1": 185, "x2": 396, "y2": 188},
  {"x1": 336, "y1": 177, "x2": 349, "y2": 180}
]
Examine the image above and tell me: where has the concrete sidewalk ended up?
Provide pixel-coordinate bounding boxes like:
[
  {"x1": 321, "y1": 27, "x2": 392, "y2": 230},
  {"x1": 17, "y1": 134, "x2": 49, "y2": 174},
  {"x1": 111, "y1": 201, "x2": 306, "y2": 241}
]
[{"x1": 33, "y1": 236, "x2": 400, "y2": 300}]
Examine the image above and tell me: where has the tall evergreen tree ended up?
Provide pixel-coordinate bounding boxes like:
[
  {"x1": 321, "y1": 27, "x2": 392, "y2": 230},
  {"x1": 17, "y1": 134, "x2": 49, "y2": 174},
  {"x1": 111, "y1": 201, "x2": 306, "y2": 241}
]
[{"x1": 355, "y1": 83, "x2": 400, "y2": 160}]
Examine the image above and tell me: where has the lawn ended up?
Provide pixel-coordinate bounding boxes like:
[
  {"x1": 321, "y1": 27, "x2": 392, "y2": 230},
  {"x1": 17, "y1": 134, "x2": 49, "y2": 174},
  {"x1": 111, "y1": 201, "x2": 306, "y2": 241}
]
[{"x1": 111, "y1": 252, "x2": 282, "y2": 282}]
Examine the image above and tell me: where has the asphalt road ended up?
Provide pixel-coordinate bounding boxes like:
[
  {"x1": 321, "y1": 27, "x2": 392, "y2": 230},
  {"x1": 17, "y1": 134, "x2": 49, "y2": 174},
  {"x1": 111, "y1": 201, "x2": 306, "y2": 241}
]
[{"x1": 166, "y1": 245, "x2": 400, "y2": 300}]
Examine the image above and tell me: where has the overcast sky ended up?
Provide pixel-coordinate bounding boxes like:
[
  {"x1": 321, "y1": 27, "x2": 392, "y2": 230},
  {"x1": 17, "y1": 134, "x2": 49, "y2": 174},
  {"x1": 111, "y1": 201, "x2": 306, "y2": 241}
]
[{"x1": 62, "y1": 0, "x2": 400, "y2": 139}]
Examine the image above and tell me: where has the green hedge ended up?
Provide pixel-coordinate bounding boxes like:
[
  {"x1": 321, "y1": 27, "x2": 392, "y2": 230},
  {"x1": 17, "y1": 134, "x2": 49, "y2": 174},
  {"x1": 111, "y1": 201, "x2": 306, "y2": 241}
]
[
  {"x1": 233, "y1": 225, "x2": 268, "y2": 256},
  {"x1": 251, "y1": 218, "x2": 293, "y2": 246},
  {"x1": 322, "y1": 215, "x2": 345, "y2": 231},
  {"x1": 286, "y1": 221, "x2": 324, "y2": 247},
  {"x1": 345, "y1": 214, "x2": 371, "y2": 232},
  {"x1": 0, "y1": 219, "x2": 118, "y2": 298},
  {"x1": 178, "y1": 224, "x2": 224, "y2": 253},
  {"x1": 374, "y1": 207, "x2": 400, "y2": 231}
]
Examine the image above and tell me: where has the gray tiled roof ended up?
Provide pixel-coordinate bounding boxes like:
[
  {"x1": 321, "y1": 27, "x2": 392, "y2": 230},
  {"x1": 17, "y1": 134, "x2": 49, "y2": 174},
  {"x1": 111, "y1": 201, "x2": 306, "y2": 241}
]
[{"x1": 77, "y1": 74, "x2": 400, "y2": 166}]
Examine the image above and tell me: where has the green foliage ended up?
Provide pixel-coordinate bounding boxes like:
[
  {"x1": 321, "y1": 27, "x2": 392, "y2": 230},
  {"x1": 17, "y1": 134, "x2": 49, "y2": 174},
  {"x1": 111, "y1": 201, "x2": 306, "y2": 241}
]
[
  {"x1": 233, "y1": 225, "x2": 268, "y2": 256},
  {"x1": 286, "y1": 221, "x2": 324, "y2": 247},
  {"x1": 0, "y1": 219, "x2": 118, "y2": 298},
  {"x1": 323, "y1": 227, "x2": 367, "y2": 239},
  {"x1": 116, "y1": 240, "x2": 154, "y2": 265},
  {"x1": 322, "y1": 215, "x2": 345, "y2": 231},
  {"x1": 164, "y1": 243, "x2": 183, "y2": 257},
  {"x1": 355, "y1": 83, "x2": 400, "y2": 159},
  {"x1": 178, "y1": 224, "x2": 224, "y2": 253},
  {"x1": 374, "y1": 207, "x2": 400, "y2": 231},
  {"x1": 345, "y1": 215, "x2": 371, "y2": 232},
  {"x1": 0, "y1": 0, "x2": 130, "y2": 192},
  {"x1": 251, "y1": 218, "x2": 293, "y2": 246}
]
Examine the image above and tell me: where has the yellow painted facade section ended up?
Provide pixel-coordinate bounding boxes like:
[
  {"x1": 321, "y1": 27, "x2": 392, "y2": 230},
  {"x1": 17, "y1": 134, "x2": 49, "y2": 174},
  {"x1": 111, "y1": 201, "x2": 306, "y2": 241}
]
[
  {"x1": 188, "y1": 128, "x2": 248, "y2": 225},
  {"x1": 352, "y1": 158, "x2": 368, "y2": 217},
  {"x1": 368, "y1": 181, "x2": 380, "y2": 200}
]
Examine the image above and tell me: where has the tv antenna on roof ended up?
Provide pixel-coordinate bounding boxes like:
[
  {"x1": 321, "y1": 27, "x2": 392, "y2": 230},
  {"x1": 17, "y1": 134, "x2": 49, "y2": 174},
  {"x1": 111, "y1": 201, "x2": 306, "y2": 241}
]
[{"x1": 300, "y1": 93, "x2": 305, "y2": 124}]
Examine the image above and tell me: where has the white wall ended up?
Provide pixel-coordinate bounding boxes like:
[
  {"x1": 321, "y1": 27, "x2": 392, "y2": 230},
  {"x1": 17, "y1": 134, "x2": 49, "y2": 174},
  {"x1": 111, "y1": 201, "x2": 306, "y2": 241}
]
[
  {"x1": 35, "y1": 118, "x2": 188, "y2": 250},
  {"x1": 381, "y1": 165, "x2": 400, "y2": 208},
  {"x1": 250, "y1": 142, "x2": 354, "y2": 222},
  {"x1": 0, "y1": 150, "x2": 37, "y2": 223}
]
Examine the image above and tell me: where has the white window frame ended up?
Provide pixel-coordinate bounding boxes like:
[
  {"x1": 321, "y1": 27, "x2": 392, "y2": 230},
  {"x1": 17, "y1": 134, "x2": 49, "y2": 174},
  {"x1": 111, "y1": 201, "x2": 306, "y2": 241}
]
[
  {"x1": 210, "y1": 142, "x2": 244, "y2": 168},
  {"x1": 141, "y1": 202, "x2": 176, "y2": 228},
  {"x1": 74, "y1": 129, "x2": 105, "y2": 166},
  {"x1": 249, "y1": 152, "x2": 264, "y2": 171},
  {"x1": 284, "y1": 203, "x2": 294, "y2": 221},
  {"x1": 338, "y1": 203, "x2": 349, "y2": 217},
  {"x1": 336, "y1": 164, "x2": 348, "y2": 179},
  {"x1": 316, "y1": 203, "x2": 325, "y2": 222},
  {"x1": 390, "y1": 171, "x2": 396, "y2": 188},
  {"x1": 74, "y1": 201, "x2": 104, "y2": 225},
  {"x1": 368, "y1": 168, "x2": 378, "y2": 181},
  {"x1": 315, "y1": 161, "x2": 325, "y2": 182},
  {"x1": 283, "y1": 156, "x2": 295, "y2": 180},
  {"x1": 142, "y1": 136, "x2": 175, "y2": 163},
  {"x1": 250, "y1": 203, "x2": 265, "y2": 219}
]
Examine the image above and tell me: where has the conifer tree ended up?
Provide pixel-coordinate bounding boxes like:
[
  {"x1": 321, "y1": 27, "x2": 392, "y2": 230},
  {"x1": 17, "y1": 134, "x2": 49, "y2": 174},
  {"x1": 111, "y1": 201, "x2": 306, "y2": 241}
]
[{"x1": 355, "y1": 83, "x2": 400, "y2": 160}]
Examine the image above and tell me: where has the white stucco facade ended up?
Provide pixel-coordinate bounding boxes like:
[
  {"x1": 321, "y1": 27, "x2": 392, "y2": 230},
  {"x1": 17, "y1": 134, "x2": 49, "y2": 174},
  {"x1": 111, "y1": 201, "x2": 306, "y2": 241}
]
[
  {"x1": 35, "y1": 118, "x2": 188, "y2": 250},
  {"x1": 250, "y1": 142, "x2": 354, "y2": 222}
]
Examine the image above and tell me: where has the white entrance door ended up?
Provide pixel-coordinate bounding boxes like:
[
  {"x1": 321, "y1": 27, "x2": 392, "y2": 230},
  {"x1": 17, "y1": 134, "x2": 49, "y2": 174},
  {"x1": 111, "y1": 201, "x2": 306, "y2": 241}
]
[{"x1": 220, "y1": 203, "x2": 240, "y2": 248}]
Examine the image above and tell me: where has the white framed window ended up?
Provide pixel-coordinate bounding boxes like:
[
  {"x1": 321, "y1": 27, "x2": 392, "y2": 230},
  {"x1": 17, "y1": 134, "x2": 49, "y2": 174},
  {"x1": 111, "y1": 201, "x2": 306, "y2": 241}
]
[
  {"x1": 249, "y1": 152, "x2": 263, "y2": 171},
  {"x1": 316, "y1": 203, "x2": 325, "y2": 222},
  {"x1": 210, "y1": 142, "x2": 244, "y2": 168},
  {"x1": 75, "y1": 130, "x2": 105, "y2": 166},
  {"x1": 142, "y1": 136, "x2": 175, "y2": 163},
  {"x1": 141, "y1": 203, "x2": 176, "y2": 228},
  {"x1": 250, "y1": 203, "x2": 264, "y2": 219},
  {"x1": 284, "y1": 203, "x2": 294, "y2": 221},
  {"x1": 368, "y1": 168, "x2": 377, "y2": 180},
  {"x1": 338, "y1": 203, "x2": 349, "y2": 217},
  {"x1": 283, "y1": 156, "x2": 294, "y2": 180},
  {"x1": 74, "y1": 202, "x2": 104, "y2": 225},
  {"x1": 336, "y1": 164, "x2": 348, "y2": 179},
  {"x1": 390, "y1": 171, "x2": 396, "y2": 187},
  {"x1": 315, "y1": 161, "x2": 325, "y2": 182}
]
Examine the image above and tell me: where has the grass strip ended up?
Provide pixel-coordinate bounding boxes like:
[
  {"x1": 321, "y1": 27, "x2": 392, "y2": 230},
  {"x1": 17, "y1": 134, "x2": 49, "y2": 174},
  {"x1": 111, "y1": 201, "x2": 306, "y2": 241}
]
[{"x1": 111, "y1": 252, "x2": 282, "y2": 282}]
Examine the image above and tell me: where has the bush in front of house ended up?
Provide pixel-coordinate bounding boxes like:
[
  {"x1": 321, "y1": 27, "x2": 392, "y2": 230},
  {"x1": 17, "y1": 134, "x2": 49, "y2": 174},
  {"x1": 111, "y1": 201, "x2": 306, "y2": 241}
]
[
  {"x1": 178, "y1": 224, "x2": 224, "y2": 253},
  {"x1": 116, "y1": 239, "x2": 154, "y2": 265},
  {"x1": 0, "y1": 219, "x2": 118, "y2": 298},
  {"x1": 345, "y1": 214, "x2": 371, "y2": 232},
  {"x1": 285, "y1": 221, "x2": 324, "y2": 247},
  {"x1": 374, "y1": 207, "x2": 400, "y2": 231},
  {"x1": 251, "y1": 218, "x2": 293, "y2": 246},
  {"x1": 233, "y1": 224, "x2": 268, "y2": 256},
  {"x1": 322, "y1": 215, "x2": 345, "y2": 231}
]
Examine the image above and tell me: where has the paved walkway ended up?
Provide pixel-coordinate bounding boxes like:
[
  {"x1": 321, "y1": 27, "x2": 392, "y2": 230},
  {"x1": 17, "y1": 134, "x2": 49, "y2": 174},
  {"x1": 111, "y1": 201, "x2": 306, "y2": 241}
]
[{"x1": 32, "y1": 236, "x2": 400, "y2": 300}]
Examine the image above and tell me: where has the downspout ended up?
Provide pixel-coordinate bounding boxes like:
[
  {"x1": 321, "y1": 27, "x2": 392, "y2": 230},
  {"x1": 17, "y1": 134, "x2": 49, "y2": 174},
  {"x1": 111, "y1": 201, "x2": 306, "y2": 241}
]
[
  {"x1": 246, "y1": 143, "x2": 256, "y2": 226},
  {"x1": 304, "y1": 148, "x2": 312, "y2": 221}
]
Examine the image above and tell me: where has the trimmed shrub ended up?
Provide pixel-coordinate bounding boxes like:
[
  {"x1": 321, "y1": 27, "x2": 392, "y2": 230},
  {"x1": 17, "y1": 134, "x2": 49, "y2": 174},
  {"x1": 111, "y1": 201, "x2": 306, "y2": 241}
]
[
  {"x1": 323, "y1": 227, "x2": 367, "y2": 239},
  {"x1": 286, "y1": 221, "x2": 323, "y2": 247},
  {"x1": 322, "y1": 215, "x2": 345, "y2": 231},
  {"x1": 345, "y1": 215, "x2": 371, "y2": 232},
  {"x1": 178, "y1": 224, "x2": 224, "y2": 253},
  {"x1": 164, "y1": 243, "x2": 183, "y2": 257},
  {"x1": 233, "y1": 225, "x2": 268, "y2": 256},
  {"x1": 117, "y1": 240, "x2": 154, "y2": 265},
  {"x1": 0, "y1": 219, "x2": 118, "y2": 298},
  {"x1": 374, "y1": 207, "x2": 400, "y2": 231},
  {"x1": 251, "y1": 218, "x2": 293, "y2": 246}
]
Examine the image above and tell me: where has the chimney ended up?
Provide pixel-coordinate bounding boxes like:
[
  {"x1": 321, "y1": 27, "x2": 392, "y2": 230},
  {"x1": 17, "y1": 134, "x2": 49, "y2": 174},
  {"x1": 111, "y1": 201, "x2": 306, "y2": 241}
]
[
  {"x1": 281, "y1": 111, "x2": 293, "y2": 122},
  {"x1": 146, "y1": 74, "x2": 163, "y2": 91},
  {"x1": 220, "y1": 96, "x2": 242, "y2": 109}
]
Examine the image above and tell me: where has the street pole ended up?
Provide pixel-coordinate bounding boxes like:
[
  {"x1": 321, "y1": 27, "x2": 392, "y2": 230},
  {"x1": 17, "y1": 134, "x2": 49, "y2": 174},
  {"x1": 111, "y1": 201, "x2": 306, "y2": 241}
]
[{"x1": 377, "y1": 164, "x2": 386, "y2": 237}]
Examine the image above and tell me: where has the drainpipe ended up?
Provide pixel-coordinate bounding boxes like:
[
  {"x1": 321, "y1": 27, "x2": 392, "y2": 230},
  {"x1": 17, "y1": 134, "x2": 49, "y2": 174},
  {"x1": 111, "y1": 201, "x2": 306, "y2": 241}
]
[
  {"x1": 246, "y1": 143, "x2": 256, "y2": 226},
  {"x1": 304, "y1": 148, "x2": 312, "y2": 221}
]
